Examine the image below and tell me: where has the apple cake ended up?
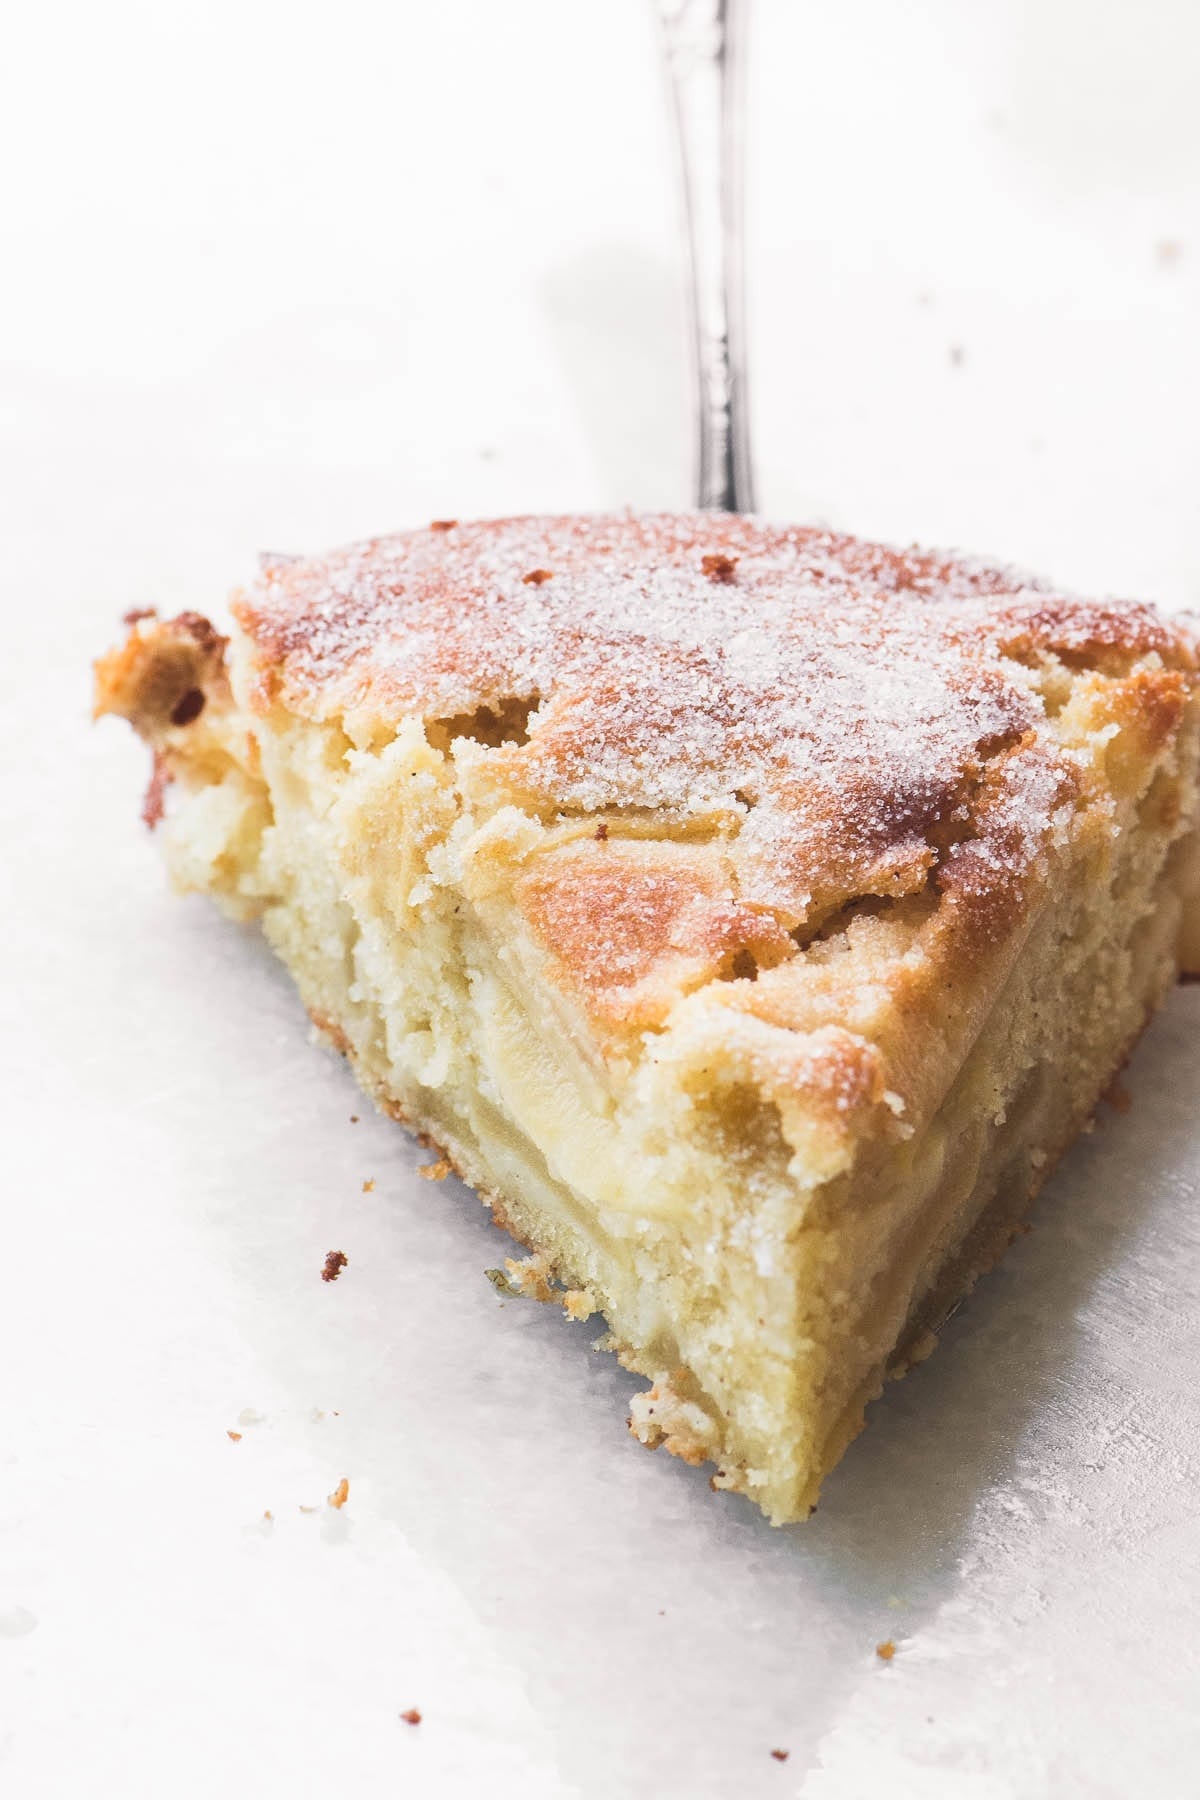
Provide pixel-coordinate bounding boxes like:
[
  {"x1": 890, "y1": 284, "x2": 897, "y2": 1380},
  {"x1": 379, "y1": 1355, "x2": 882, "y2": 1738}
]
[{"x1": 94, "y1": 513, "x2": 1200, "y2": 1523}]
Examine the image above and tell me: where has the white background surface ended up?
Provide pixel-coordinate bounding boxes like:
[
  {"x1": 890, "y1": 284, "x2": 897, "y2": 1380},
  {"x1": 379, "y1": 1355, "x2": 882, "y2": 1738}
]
[{"x1": 3, "y1": 2, "x2": 1199, "y2": 1795}]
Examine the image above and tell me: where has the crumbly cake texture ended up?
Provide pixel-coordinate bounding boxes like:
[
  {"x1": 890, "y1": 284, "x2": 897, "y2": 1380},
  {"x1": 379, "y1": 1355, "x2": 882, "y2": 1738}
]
[{"x1": 95, "y1": 513, "x2": 1200, "y2": 1524}]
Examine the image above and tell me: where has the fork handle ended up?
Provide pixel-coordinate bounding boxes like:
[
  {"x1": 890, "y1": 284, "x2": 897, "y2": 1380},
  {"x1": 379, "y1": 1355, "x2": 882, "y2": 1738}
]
[{"x1": 655, "y1": 0, "x2": 756, "y2": 514}]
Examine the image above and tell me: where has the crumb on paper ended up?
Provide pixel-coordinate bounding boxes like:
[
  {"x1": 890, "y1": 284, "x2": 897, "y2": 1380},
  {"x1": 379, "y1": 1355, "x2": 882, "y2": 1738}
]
[
  {"x1": 770, "y1": 1749, "x2": 790, "y2": 1763},
  {"x1": 400, "y1": 1708, "x2": 422, "y2": 1726},
  {"x1": 429, "y1": 519, "x2": 457, "y2": 532},
  {"x1": 321, "y1": 1250, "x2": 348, "y2": 1283},
  {"x1": 876, "y1": 1639, "x2": 896, "y2": 1661},
  {"x1": 521, "y1": 568, "x2": 554, "y2": 586},
  {"x1": 701, "y1": 552, "x2": 738, "y2": 584},
  {"x1": 299, "y1": 1505, "x2": 317, "y2": 1514},
  {"x1": 350, "y1": 1114, "x2": 359, "y2": 1123},
  {"x1": 263, "y1": 1510, "x2": 273, "y2": 1521},
  {"x1": 328, "y1": 1477, "x2": 350, "y2": 1510},
  {"x1": 562, "y1": 1287, "x2": 597, "y2": 1321},
  {"x1": 485, "y1": 1266, "x2": 520, "y2": 1297},
  {"x1": 418, "y1": 1158, "x2": 452, "y2": 1181},
  {"x1": 362, "y1": 1177, "x2": 375, "y2": 1192},
  {"x1": 227, "y1": 1430, "x2": 242, "y2": 1443},
  {"x1": 122, "y1": 605, "x2": 157, "y2": 626}
]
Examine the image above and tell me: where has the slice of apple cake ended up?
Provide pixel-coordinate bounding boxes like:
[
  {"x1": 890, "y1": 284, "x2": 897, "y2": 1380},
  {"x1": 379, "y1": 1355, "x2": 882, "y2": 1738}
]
[{"x1": 95, "y1": 514, "x2": 1200, "y2": 1523}]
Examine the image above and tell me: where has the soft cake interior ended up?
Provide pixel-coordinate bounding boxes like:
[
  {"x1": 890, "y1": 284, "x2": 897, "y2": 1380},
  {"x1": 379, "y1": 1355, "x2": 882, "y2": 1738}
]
[{"x1": 97, "y1": 597, "x2": 1200, "y2": 1523}]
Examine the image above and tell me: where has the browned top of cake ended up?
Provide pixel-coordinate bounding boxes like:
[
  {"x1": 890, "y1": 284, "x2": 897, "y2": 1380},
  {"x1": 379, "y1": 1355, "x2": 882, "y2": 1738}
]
[
  {"x1": 233, "y1": 513, "x2": 1193, "y2": 943},
  {"x1": 238, "y1": 514, "x2": 1179, "y2": 736}
]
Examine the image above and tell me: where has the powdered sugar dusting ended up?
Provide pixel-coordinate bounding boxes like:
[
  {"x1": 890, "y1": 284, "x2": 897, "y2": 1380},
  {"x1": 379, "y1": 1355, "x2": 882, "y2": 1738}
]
[{"x1": 232, "y1": 512, "x2": 1184, "y2": 928}]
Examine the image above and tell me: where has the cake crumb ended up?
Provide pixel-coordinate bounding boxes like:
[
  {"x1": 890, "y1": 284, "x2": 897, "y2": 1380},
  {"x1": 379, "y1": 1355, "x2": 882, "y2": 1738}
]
[
  {"x1": 504, "y1": 1254, "x2": 556, "y2": 1302},
  {"x1": 328, "y1": 1477, "x2": 350, "y2": 1510},
  {"x1": 521, "y1": 568, "x2": 554, "y2": 586},
  {"x1": 400, "y1": 1708, "x2": 422, "y2": 1726},
  {"x1": 876, "y1": 1640, "x2": 896, "y2": 1661},
  {"x1": 419, "y1": 1158, "x2": 452, "y2": 1181},
  {"x1": 227, "y1": 1430, "x2": 242, "y2": 1442},
  {"x1": 701, "y1": 552, "x2": 737, "y2": 584},
  {"x1": 362, "y1": 1177, "x2": 375, "y2": 1192},
  {"x1": 299, "y1": 1504, "x2": 316, "y2": 1514},
  {"x1": 594, "y1": 821, "x2": 609, "y2": 841},
  {"x1": 263, "y1": 1510, "x2": 273, "y2": 1521},
  {"x1": 770, "y1": 1749, "x2": 790, "y2": 1762},
  {"x1": 429, "y1": 519, "x2": 457, "y2": 531},
  {"x1": 321, "y1": 1250, "x2": 348, "y2": 1283},
  {"x1": 141, "y1": 750, "x2": 171, "y2": 829},
  {"x1": 123, "y1": 605, "x2": 157, "y2": 626},
  {"x1": 350, "y1": 1114, "x2": 359, "y2": 1122}
]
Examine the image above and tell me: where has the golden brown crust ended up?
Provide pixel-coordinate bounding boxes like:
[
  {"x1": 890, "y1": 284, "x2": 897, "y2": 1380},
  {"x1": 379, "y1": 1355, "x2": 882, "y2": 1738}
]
[
  {"x1": 93, "y1": 614, "x2": 284, "y2": 877},
  {"x1": 94, "y1": 610, "x2": 230, "y2": 736},
  {"x1": 991, "y1": 593, "x2": 1181, "y2": 667},
  {"x1": 308, "y1": 1009, "x2": 354, "y2": 1059},
  {"x1": 97, "y1": 516, "x2": 1196, "y2": 1100},
  {"x1": 97, "y1": 518, "x2": 1199, "y2": 1130},
  {"x1": 94, "y1": 611, "x2": 241, "y2": 832},
  {"x1": 515, "y1": 839, "x2": 793, "y2": 1028},
  {"x1": 231, "y1": 515, "x2": 1191, "y2": 725},
  {"x1": 228, "y1": 513, "x2": 1197, "y2": 985}
]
